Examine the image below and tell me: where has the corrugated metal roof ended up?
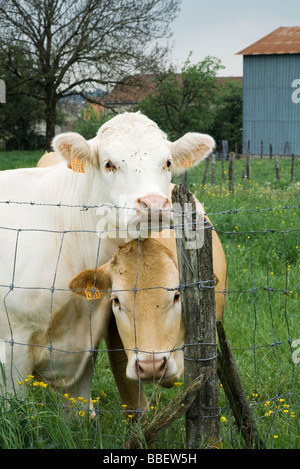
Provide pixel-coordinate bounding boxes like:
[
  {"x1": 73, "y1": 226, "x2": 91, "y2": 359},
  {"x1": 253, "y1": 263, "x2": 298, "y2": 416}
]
[{"x1": 237, "y1": 26, "x2": 300, "y2": 55}]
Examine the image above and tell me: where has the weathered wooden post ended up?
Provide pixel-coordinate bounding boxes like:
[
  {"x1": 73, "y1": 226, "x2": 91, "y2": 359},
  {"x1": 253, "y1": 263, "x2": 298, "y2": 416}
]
[
  {"x1": 275, "y1": 154, "x2": 280, "y2": 180},
  {"x1": 228, "y1": 152, "x2": 235, "y2": 194},
  {"x1": 246, "y1": 151, "x2": 251, "y2": 180},
  {"x1": 172, "y1": 184, "x2": 219, "y2": 449},
  {"x1": 291, "y1": 154, "x2": 295, "y2": 182},
  {"x1": 211, "y1": 153, "x2": 216, "y2": 186},
  {"x1": 201, "y1": 157, "x2": 210, "y2": 187}
]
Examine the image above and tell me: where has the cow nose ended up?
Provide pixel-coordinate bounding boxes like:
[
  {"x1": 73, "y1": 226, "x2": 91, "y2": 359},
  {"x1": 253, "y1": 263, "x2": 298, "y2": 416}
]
[
  {"x1": 135, "y1": 356, "x2": 168, "y2": 380},
  {"x1": 135, "y1": 194, "x2": 171, "y2": 218}
]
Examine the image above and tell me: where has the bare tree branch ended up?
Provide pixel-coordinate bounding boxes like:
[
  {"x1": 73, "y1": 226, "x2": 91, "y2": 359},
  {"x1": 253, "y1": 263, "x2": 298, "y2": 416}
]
[{"x1": 0, "y1": 0, "x2": 181, "y2": 149}]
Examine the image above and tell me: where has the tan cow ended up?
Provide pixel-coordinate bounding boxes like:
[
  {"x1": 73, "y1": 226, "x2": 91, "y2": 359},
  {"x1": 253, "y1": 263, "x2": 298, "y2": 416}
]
[
  {"x1": 36, "y1": 151, "x2": 62, "y2": 168},
  {"x1": 69, "y1": 224, "x2": 227, "y2": 412}
]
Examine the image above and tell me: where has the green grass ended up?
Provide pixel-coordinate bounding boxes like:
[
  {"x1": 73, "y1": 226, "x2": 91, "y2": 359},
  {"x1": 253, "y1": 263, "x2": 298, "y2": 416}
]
[
  {"x1": 0, "y1": 151, "x2": 299, "y2": 449},
  {"x1": 0, "y1": 150, "x2": 44, "y2": 170}
]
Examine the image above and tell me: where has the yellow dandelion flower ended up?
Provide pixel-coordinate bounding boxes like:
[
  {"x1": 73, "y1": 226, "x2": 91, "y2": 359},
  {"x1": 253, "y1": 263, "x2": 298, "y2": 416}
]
[
  {"x1": 69, "y1": 397, "x2": 76, "y2": 403},
  {"x1": 78, "y1": 410, "x2": 85, "y2": 417},
  {"x1": 283, "y1": 409, "x2": 289, "y2": 413},
  {"x1": 174, "y1": 382, "x2": 183, "y2": 386},
  {"x1": 220, "y1": 416, "x2": 226, "y2": 423},
  {"x1": 63, "y1": 393, "x2": 69, "y2": 399},
  {"x1": 121, "y1": 404, "x2": 128, "y2": 408},
  {"x1": 39, "y1": 382, "x2": 48, "y2": 389},
  {"x1": 128, "y1": 414, "x2": 134, "y2": 419},
  {"x1": 18, "y1": 381, "x2": 23, "y2": 386},
  {"x1": 33, "y1": 381, "x2": 39, "y2": 387},
  {"x1": 274, "y1": 435, "x2": 279, "y2": 439},
  {"x1": 264, "y1": 401, "x2": 270, "y2": 406}
]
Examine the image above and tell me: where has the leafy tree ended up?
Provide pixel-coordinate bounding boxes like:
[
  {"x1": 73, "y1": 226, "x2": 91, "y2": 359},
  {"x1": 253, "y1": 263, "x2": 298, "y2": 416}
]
[
  {"x1": 139, "y1": 55, "x2": 224, "y2": 140},
  {"x1": 0, "y1": 0, "x2": 181, "y2": 150},
  {"x1": 212, "y1": 79, "x2": 243, "y2": 150},
  {"x1": 0, "y1": 46, "x2": 45, "y2": 150},
  {"x1": 75, "y1": 104, "x2": 111, "y2": 141}
]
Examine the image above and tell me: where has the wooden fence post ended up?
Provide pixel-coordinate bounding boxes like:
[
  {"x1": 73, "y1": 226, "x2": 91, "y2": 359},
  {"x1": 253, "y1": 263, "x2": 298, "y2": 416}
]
[
  {"x1": 275, "y1": 154, "x2": 280, "y2": 180},
  {"x1": 172, "y1": 184, "x2": 219, "y2": 449},
  {"x1": 211, "y1": 153, "x2": 216, "y2": 186},
  {"x1": 291, "y1": 154, "x2": 295, "y2": 182},
  {"x1": 201, "y1": 157, "x2": 210, "y2": 187},
  {"x1": 229, "y1": 152, "x2": 235, "y2": 194},
  {"x1": 246, "y1": 151, "x2": 251, "y2": 180}
]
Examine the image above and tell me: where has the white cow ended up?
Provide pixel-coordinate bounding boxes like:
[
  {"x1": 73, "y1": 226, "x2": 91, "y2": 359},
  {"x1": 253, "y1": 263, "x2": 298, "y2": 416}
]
[{"x1": 0, "y1": 112, "x2": 214, "y2": 403}]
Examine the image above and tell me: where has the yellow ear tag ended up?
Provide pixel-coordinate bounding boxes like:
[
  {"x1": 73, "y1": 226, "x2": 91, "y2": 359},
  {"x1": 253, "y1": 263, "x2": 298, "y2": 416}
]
[
  {"x1": 85, "y1": 282, "x2": 101, "y2": 301},
  {"x1": 71, "y1": 157, "x2": 85, "y2": 173}
]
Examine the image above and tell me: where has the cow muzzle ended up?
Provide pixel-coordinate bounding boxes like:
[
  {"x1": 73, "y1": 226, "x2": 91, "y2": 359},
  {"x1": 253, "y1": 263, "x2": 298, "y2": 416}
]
[
  {"x1": 126, "y1": 352, "x2": 178, "y2": 384},
  {"x1": 135, "y1": 194, "x2": 172, "y2": 223}
]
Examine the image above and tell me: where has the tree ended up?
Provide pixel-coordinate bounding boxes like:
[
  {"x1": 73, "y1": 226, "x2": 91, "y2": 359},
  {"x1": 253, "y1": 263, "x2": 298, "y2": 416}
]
[
  {"x1": 0, "y1": 45, "x2": 46, "y2": 150},
  {"x1": 75, "y1": 103, "x2": 111, "y2": 140},
  {"x1": 139, "y1": 54, "x2": 224, "y2": 140},
  {"x1": 0, "y1": 0, "x2": 181, "y2": 150},
  {"x1": 212, "y1": 79, "x2": 243, "y2": 150}
]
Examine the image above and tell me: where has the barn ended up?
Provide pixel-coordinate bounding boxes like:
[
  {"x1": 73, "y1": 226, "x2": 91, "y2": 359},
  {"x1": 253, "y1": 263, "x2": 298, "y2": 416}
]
[{"x1": 237, "y1": 27, "x2": 300, "y2": 156}]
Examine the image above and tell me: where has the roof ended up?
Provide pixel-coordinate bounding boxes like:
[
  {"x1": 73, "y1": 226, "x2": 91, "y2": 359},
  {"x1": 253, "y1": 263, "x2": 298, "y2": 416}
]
[
  {"x1": 102, "y1": 75, "x2": 159, "y2": 105},
  {"x1": 102, "y1": 74, "x2": 242, "y2": 106},
  {"x1": 237, "y1": 27, "x2": 300, "y2": 55}
]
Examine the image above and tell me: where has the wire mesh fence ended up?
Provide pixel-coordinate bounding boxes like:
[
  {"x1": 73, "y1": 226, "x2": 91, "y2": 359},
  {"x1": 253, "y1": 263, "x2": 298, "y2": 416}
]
[{"x1": 0, "y1": 195, "x2": 299, "y2": 449}]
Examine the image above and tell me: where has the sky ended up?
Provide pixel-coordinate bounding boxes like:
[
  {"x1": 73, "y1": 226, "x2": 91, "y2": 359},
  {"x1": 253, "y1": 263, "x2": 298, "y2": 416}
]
[{"x1": 169, "y1": 0, "x2": 300, "y2": 76}]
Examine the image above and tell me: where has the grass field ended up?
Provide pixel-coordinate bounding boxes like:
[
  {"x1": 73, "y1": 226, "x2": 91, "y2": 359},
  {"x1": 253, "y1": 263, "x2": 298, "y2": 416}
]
[{"x1": 0, "y1": 150, "x2": 299, "y2": 449}]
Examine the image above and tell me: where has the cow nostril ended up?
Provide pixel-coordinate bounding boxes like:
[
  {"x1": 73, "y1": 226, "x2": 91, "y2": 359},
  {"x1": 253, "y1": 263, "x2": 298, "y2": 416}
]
[
  {"x1": 163, "y1": 198, "x2": 171, "y2": 209},
  {"x1": 136, "y1": 198, "x2": 148, "y2": 211},
  {"x1": 135, "y1": 356, "x2": 168, "y2": 380},
  {"x1": 158, "y1": 356, "x2": 167, "y2": 372}
]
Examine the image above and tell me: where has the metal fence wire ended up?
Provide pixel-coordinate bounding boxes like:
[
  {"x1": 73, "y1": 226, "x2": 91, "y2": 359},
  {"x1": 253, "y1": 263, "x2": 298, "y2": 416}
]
[{"x1": 0, "y1": 198, "x2": 299, "y2": 449}]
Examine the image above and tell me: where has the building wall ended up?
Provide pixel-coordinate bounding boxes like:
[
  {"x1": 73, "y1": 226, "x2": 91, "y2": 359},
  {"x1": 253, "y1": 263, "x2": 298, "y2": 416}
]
[{"x1": 242, "y1": 54, "x2": 300, "y2": 155}]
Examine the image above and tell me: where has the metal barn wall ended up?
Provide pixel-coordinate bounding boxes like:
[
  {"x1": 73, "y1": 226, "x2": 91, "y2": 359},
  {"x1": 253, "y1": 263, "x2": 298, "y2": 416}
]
[{"x1": 242, "y1": 54, "x2": 300, "y2": 155}]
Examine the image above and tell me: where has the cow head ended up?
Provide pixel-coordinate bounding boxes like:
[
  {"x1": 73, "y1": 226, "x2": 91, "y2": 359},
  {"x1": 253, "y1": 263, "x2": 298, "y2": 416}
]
[
  {"x1": 53, "y1": 112, "x2": 214, "y2": 238},
  {"x1": 69, "y1": 238, "x2": 184, "y2": 387}
]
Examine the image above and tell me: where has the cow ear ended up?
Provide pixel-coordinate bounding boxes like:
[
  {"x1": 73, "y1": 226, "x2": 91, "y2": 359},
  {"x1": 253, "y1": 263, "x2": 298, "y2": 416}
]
[
  {"x1": 69, "y1": 266, "x2": 111, "y2": 299},
  {"x1": 52, "y1": 132, "x2": 94, "y2": 172},
  {"x1": 169, "y1": 133, "x2": 215, "y2": 174}
]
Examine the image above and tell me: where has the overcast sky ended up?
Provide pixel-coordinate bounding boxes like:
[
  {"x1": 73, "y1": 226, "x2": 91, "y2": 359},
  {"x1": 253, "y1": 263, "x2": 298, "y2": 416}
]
[{"x1": 169, "y1": 0, "x2": 300, "y2": 76}]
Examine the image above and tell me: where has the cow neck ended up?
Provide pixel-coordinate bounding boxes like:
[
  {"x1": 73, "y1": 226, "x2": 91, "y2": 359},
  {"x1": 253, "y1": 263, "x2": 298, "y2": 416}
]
[{"x1": 53, "y1": 165, "x2": 102, "y2": 269}]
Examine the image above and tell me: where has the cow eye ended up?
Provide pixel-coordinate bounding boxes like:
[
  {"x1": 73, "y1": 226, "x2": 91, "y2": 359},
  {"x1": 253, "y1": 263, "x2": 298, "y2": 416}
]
[
  {"x1": 112, "y1": 296, "x2": 120, "y2": 308},
  {"x1": 164, "y1": 159, "x2": 172, "y2": 170},
  {"x1": 104, "y1": 160, "x2": 117, "y2": 171},
  {"x1": 174, "y1": 291, "x2": 180, "y2": 303}
]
